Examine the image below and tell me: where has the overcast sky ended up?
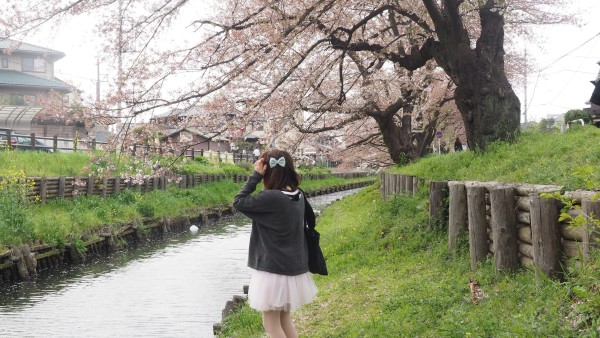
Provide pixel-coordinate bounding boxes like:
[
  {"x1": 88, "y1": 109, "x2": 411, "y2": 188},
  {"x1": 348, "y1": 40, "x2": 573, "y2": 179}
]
[
  {"x1": 518, "y1": 0, "x2": 600, "y2": 122},
  {"x1": 30, "y1": 1, "x2": 600, "y2": 123}
]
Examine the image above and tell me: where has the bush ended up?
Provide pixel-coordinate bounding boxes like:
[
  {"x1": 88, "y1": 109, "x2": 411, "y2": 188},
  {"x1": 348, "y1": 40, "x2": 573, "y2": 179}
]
[{"x1": 564, "y1": 109, "x2": 593, "y2": 125}]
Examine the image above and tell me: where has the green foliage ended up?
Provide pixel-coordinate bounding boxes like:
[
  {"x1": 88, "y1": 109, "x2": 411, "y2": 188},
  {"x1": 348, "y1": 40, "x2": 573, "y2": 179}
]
[
  {"x1": 537, "y1": 118, "x2": 557, "y2": 132},
  {"x1": 297, "y1": 167, "x2": 332, "y2": 175},
  {"x1": 394, "y1": 127, "x2": 600, "y2": 191},
  {"x1": 564, "y1": 109, "x2": 593, "y2": 125},
  {"x1": 136, "y1": 201, "x2": 155, "y2": 218},
  {"x1": 0, "y1": 150, "x2": 35, "y2": 247},
  {"x1": 193, "y1": 156, "x2": 209, "y2": 165},
  {"x1": 216, "y1": 301, "x2": 264, "y2": 337}
]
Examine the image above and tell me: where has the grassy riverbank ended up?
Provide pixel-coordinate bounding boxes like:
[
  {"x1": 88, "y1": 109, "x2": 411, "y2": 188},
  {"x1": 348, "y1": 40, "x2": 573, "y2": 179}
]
[
  {"x1": 218, "y1": 128, "x2": 600, "y2": 337},
  {"x1": 219, "y1": 185, "x2": 600, "y2": 337},
  {"x1": 0, "y1": 175, "x2": 374, "y2": 249},
  {"x1": 393, "y1": 126, "x2": 600, "y2": 190}
]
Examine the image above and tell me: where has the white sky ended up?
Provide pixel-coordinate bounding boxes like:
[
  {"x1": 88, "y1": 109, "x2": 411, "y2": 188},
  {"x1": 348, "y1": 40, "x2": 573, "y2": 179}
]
[
  {"x1": 516, "y1": 0, "x2": 600, "y2": 122},
  {"x1": 27, "y1": 1, "x2": 600, "y2": 123}
]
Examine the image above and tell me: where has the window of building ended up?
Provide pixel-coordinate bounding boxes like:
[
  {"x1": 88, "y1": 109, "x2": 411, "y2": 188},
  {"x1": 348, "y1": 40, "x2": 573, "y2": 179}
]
[
  {"x1": 22, "y1": 57, "x2": 46, "y2": 72},
  {"x1": 1, "y1": 58, "x2": 8, "y2": 68}
]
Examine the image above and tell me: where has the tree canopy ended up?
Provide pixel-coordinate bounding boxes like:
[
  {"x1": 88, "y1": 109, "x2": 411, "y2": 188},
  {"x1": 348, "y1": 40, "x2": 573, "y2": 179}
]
[{"x1": 1, "y1": 0, "x2": 575, "y2": 167}]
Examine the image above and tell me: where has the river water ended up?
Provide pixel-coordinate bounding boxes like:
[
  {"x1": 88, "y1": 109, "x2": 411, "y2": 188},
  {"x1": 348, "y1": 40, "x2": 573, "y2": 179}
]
[{"x1": 0, "y1": 189, "x2": 361, "y2": 338}]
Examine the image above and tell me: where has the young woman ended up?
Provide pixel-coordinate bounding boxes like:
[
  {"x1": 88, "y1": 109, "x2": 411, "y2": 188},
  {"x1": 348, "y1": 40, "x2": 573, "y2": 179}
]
[{"x1": 233, "y1": 149, "x2": 317, "y2": 338}]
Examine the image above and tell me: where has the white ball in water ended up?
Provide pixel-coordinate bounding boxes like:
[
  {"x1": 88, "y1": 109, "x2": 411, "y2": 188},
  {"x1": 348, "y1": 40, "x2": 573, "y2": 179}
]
[{"x1": 190, "y1": 225, "x2": 199, "y2": 232}]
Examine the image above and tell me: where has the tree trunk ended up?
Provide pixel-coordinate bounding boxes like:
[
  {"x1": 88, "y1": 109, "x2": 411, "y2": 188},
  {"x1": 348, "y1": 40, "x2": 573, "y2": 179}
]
[
  {"x1": 373, "y1": 113, "x2": 436, "y2": 164},
  {"x1": 429, "y1": 1, "x2": 521, "y2": 150}
]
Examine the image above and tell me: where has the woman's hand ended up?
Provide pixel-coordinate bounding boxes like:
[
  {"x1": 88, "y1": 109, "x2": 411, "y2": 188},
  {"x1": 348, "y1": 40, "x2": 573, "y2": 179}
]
[{"x1": 254, "y1": 158, "x2": 267, "y2": 175}]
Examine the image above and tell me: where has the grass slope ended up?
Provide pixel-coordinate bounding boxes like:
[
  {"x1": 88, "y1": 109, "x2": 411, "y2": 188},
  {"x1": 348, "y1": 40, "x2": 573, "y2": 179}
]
[
  {"x1": 394, "y1": 127, "x2": 600, "y2": 189},
  {"x1": 220, "y1": 186, "x2": 599, "y2": 337},
  {"x1": 219, "y1": 128, "x2": 600, "y2": 337}
]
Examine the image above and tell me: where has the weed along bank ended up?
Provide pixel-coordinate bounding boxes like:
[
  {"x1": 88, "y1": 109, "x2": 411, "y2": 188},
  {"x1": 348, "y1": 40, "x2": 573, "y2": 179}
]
[{"x1": 0, "y1": 177, "x2": 374, "y2": 285}]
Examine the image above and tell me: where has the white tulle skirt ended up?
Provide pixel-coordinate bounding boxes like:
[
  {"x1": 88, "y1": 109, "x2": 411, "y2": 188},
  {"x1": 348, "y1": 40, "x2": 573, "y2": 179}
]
[{"x1": 248, "y1": 269, "x2": 318, "y2": 312}]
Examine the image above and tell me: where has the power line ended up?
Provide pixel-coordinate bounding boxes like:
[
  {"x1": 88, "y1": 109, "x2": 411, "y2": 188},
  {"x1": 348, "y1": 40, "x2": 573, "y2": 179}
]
[
  {"x1": 538, "y1": 32, "x2": 600, "y2": 73},
  {"x1": 525, "y1": 32, "x2": 600, "y2": 114}
]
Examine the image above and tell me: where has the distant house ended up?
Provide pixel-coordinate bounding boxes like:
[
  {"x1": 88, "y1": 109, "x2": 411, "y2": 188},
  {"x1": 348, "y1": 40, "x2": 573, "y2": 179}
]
[
  {"x1": 161, "y1": 127, "x2": 231, "y2": 153},
  {"x1": 0, "y1": 38, "x2": 86, "y2": 142}
]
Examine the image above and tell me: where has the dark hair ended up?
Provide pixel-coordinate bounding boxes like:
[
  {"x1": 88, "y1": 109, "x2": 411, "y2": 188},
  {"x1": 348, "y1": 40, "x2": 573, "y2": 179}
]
[{"x1": 260, "y1": 149, "x2": 301, "y2": 190}]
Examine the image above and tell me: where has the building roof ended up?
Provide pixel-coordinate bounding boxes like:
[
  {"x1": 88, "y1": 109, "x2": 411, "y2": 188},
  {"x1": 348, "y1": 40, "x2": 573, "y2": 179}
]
[
  {"x1": 0, "y1": 69, "x2": 70, "y2": 92},
  {"x1": 0, "y1": 39, "x2": 65, "y2": 59},
  {"x1": 162, "y1": 127, "x2": 229, "y2": 142},
  {"x1": 0, "y1": 105, "x2": 43, "y2": 130}
]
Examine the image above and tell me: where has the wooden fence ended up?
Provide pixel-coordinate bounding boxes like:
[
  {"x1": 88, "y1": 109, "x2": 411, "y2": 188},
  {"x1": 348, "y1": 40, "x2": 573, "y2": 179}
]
[
  {"x1": 5, "y1": 172, "x2": 373, "y2": 202},
  {"x1": 380, "y1": 173, "x2": 600, "y2": 277}
]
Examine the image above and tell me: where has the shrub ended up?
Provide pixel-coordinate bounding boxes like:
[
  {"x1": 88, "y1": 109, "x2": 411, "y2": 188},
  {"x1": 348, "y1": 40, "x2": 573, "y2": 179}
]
[{"x1": 564, "y1": 109, "x2": 593, "y2": 125}]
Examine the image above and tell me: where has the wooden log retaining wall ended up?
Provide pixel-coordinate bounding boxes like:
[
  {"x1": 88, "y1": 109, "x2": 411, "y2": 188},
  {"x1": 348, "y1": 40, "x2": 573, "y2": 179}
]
[
  {"x1": 0, "y1": 179, "x2": 375, "y2": 285},
  {"x1": 1, "y1": 172, "x2": 373, "y2": 202},
  {"x1": 380, "y1": 174, "x2": 600, "y2": 276}
]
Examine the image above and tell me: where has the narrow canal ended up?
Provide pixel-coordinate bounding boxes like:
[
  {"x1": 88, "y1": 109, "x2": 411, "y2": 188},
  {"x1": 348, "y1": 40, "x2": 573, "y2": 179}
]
[{"x1": 0, "y1": 189, "x2": 362, "y2": 338}]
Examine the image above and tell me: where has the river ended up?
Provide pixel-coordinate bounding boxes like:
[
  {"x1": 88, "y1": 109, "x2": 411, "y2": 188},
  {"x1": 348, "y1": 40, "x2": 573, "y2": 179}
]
[{"x1": 0, "y1": 189, "x2": 362, "y2": 338}]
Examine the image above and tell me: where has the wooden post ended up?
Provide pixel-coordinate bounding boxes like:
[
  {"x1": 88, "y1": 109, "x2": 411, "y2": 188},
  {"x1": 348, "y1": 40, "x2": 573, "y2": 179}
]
[
  {"x1": 144, "y1": 178, "x2": 150, "y2": 192},
  {"x1": 53, "y1": 135, "x2": 58, "y2": 153},
  {"x1": 30, "y1": 133, "x2": 36, "y2": 151},
  {"x1": 489, "y1": 187, "x2": 519, "y2": 274},
  {"x1": 58, "y1": 176, "x2": 66, "y2": 198},
  {"x1": 530, "y1": 193, "x2": 562, "y2": 278},
  {"x1": 404, "y1": 175, "x2": 412, "y2": 194},
  {"x1": 412, "y1": 176, "x2": 418, "y2": 195},
  {"x1": 102, "y1": 177, "x2": 108, "y2": 197},
  {"x1": 87, "y1": 175, "x2": 94, "y2": 196},
  {"x1": 398, "y1": 175, "x2": 405, "y2": 194},
  {"x1": 39, "y1": 177, "x2": 47, "y2": 203},
  {"x1": 114, "y1": 176, "x2": 120, "y2": 194},
  {"x1": 467, "y1": 186, "x2": 488, "y2": 269},
  {"x1": 428, "y1": 180, "x2": 448, "y2": 231},
  {"x1": 91, "y1": 138, "x2": 96, "y2": 151},
  {"x1": 448, "y1": 182, "x2": 468, "y2": 254},
  {"x1": 581, "y1": 200, "x2": 600, "y2": 265}
]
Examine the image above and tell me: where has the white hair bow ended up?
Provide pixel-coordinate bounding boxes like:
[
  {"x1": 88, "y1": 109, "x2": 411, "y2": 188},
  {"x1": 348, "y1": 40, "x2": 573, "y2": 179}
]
[{"x1": 269, "y1": 157, "x2": 286, "y2": 168}]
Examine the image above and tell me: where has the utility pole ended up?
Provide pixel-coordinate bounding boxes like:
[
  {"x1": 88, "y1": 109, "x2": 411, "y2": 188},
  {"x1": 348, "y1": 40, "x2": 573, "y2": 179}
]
[
  {"x1": 96, "y1": 59, "x2": 100, "y2": 103},
  {"x1": 523, "y1": 46, "x2": 528, "y2": 127}
]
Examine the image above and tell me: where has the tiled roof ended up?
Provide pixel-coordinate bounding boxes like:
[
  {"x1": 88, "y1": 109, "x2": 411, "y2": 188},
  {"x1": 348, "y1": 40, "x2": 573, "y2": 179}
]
[
  {"x1": 0, "y1": 70, "x2": 70, "y2": 92},
  {"x1": 0, "y1": 39, "x2": 65, "y2": 58}
]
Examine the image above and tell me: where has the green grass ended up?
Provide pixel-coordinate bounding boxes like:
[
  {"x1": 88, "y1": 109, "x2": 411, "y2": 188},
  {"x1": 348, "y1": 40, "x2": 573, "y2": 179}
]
[
  {"x1": 219, "y1": 186, "x2": 600, "y2": 337},
  {"x1": 0, "y1": 147, "x2": 254, "y2": 177},
  {"x1": 0, "y1": 180, "x2": 242, "y2": 248},
  {"x1": 393, "y1": 127, "x2": 600, "y2": 190},
  {"x1": 219, "y1": 128, "x2": 600, "y2": 337},
  {"x1": 0, "y1": 148, "x2": 92, "y2": 177},
  {"x1": 0, "y1": 175, "x2": 373, "y2": 249}
]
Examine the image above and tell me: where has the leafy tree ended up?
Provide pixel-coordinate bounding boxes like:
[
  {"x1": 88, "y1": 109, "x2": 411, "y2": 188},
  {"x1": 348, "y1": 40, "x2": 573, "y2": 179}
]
[
  {"x1": 564, "y1": 109, "x2": 593, "y2": 125},
  {"x1": 538, "y1": 118, "x2": 556, "y2": 132}
]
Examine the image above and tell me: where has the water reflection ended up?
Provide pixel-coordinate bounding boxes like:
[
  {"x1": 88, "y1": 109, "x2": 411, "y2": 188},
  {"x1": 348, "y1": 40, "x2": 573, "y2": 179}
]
[{"x1": 0, "y1": 188, "x2": 363, "y2": 337}]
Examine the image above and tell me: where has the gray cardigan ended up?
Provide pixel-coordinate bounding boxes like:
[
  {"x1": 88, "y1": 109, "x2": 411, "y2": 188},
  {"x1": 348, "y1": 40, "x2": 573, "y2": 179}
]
[{"x1": 233, "y1": 171, "x2": 309, "y2": 276}]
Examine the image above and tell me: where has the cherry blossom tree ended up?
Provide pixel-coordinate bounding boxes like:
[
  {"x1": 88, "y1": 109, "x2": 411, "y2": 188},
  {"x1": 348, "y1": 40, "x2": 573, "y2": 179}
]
[{"x1": 0, "y1": 0, "x2": 574, "y2": 167}]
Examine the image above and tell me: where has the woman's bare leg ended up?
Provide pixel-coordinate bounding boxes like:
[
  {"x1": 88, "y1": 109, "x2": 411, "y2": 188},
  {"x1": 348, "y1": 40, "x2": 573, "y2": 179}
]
[
  {"x1": 280, "y1": 311, "x2": 298, "y2": 338},
  {"x1": 262, "y1": 311, "x2": 285, "y2": 338}
]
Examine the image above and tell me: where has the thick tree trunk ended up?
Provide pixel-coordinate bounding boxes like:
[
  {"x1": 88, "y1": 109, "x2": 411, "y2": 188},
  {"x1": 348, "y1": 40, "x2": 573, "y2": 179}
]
[
  {"x1": 373, "y1": 113, "x2": 436, "y2": 164},
  {"x1": 430, "y1": 2, "x2": 521, "y2": 150}
]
